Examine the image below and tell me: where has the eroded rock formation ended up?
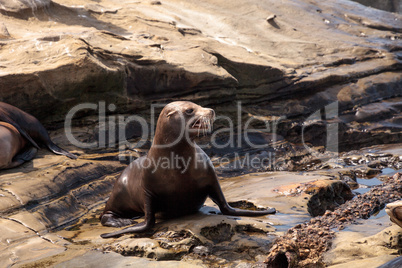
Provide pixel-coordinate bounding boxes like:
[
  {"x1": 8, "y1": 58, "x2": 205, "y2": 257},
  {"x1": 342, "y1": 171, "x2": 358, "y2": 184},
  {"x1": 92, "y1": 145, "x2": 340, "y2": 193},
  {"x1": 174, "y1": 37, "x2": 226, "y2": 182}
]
[{"x1": 0, "y1": 0, "x2": 401, "y2": 267}]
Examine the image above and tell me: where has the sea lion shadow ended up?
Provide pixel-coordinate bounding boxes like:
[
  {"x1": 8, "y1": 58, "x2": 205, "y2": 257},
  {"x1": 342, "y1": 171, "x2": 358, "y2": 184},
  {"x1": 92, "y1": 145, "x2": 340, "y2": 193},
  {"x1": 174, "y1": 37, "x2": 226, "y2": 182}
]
[{"x1": 0, "y1": 160, "x2": 35, "y2": 175}]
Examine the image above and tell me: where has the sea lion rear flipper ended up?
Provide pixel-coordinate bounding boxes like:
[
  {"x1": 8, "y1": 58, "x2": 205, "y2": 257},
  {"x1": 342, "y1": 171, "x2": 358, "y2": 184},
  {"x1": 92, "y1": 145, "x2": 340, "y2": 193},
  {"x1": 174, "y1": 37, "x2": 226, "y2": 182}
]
[
  {"x1": 100, "y1": 211, "x2": 138, "y2": 227},
  {"x1": 46, "y1": 142, "x2": 77, "y2": 159},
  {"x1": 100, "y1": 219, "x2": 154, "y2": 238},
  {"x1": 101, "y1": 199, "x2": 155, "y2": 238},
  {"x1": 0, "y1": 115, "x2": 40, "y2": 149}
]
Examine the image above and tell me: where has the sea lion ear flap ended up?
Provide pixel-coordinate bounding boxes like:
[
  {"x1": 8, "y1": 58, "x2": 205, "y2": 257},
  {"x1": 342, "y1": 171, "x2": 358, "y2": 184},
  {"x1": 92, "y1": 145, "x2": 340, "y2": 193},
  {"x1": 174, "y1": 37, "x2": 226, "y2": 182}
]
[{"x1": 166, "y1": 110, "x2": 177, "y2": 118}]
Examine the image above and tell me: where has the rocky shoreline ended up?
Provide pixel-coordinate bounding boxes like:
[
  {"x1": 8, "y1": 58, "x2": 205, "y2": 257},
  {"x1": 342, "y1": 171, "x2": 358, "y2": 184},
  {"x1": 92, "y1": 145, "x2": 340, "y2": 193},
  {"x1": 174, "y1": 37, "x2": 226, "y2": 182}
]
[
  {"x1": 0, "y1": 0, "x2": 402, "y2": 267},
  {"x1": 266, "y1": 172, "x2": 402, "y2": 267}
]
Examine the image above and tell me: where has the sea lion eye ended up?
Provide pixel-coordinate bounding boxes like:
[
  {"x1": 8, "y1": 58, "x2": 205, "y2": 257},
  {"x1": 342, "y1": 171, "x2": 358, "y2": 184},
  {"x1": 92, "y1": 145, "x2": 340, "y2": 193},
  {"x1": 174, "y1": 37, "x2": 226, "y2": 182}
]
[{"x1": 185, "y1": 108, "x2": 194, "y2": 114}]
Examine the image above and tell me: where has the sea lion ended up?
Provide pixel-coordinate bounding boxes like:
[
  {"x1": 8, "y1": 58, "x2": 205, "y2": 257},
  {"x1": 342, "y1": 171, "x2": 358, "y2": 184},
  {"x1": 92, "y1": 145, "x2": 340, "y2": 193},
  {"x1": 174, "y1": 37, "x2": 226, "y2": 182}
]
[
  {"x1": 0, "y1": 101, "x2": 77, "y2": 162},
  {"x1": 100, "y1": 101, "x2": 276, "y2": 238},
  {"x1": 0, "y1": 122, "x2": 37, "y2": 169}
]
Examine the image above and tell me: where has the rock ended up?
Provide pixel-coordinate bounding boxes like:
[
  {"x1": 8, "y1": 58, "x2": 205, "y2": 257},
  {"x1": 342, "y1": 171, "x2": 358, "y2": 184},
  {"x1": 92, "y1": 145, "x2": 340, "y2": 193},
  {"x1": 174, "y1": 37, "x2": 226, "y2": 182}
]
[
  {"x1": 351, "y1": 0, "x2": 402, "y2": 13},
  {"x1": 386, "y1": 200, "x2": 402, "y2": 228},
  {"x1": 324, "y1": 225, "x2": 402, "y2": 267},
  {"x1": 0, "y1": 0, "x2": 51, "y2": 13},
  {"x1": 266, "y1": 14, "x2": 276, "y2": 22},
  {"x1": 379, "y1": 256, "x2": 402, "y2": 268},
  {"x1": 84, "y1": 4, "x2": 120, "y2": 14},
  {"x1": 305, "y1": 180, "x2": 354, "y2": 217},
  {"x1": 200, "y1": 223, "x2": 234, "y2": 243},
  {"x1": 0, "y1": 0, "x2": 401, "y2": 266},
  {"x1": 0, "y1": 0, "x2": 400, "y2": 128},
  {"x1": 273, "y1": 179, "x2": 354, "y2": 217},
  {"x1": 0, "y1": 23, "x2": 11, "y2": 39},
  {"x1": 192, "y1": 245, "x2": 210, "y2": 256},
  {"x1": 265, "y1": 172, "x2": 402, "y2": 267}
]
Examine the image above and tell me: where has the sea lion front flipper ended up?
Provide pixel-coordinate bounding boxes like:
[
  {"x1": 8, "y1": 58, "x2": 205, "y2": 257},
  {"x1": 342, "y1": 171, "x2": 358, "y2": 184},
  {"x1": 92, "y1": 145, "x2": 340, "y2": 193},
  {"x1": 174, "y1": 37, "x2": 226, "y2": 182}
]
[
  {"x1": 209, "y1": 174, "x2": 276, "y2": 216},
  {"x1": 7, "y1": 147, "x2": 38, "y2": 169}
]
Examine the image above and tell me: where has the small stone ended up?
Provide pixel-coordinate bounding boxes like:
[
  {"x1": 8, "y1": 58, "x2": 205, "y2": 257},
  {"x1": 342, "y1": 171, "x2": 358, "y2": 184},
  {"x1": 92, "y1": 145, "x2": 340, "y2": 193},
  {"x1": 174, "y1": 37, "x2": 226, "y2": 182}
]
[
  {"x1": 266, "y1": 14, "x2": 276, "y2": 22},
  {"x1": 192, "y1": 245, "x2": 210, "y2": 256},
  {"x1": 0, "y1": 23, "x2": 11, "y2": 39}
]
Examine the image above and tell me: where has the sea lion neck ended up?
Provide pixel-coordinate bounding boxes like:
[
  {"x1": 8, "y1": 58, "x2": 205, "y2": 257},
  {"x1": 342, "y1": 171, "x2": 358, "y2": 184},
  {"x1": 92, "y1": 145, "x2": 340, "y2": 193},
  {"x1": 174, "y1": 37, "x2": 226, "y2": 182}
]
[{"x1": 150, "y1": 129, "x2": 196, "y2": 156}]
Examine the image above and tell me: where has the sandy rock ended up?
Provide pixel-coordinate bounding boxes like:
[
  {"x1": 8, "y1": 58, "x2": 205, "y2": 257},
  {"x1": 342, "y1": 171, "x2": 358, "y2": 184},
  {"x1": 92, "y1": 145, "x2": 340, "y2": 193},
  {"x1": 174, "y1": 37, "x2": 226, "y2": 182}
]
[
  {"x1": 323, "y1": 225, "x2": 402, "y2": 267},
  {"x1": 0, "y1": 0, "x2": 51, "y2": 13},
  {"x1": 0, "y1": 0, "x2": 401, "y2": 266},
  {"x1": 0, "y1": 23, "x2": 11, "y2": 39},
  {"x1": 84, "y1": 4, "x2": 120, "y2": 14},
  {"x1": 0, "y1": 0, "x2": 400, "y2": 125},
  {"x1": 273, "y1": 179, "x2": 354, "y2": 216},
  {"x1": 386, "y1": 200, "x2": 402, "y2": 228}
]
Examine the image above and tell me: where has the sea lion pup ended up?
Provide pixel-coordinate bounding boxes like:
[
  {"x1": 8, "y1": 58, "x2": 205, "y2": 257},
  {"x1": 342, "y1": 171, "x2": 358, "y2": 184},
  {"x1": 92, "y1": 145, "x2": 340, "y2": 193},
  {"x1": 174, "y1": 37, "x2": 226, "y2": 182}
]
[
  {"x1": 0, "y1": 101, "x2": 76, "y2": 161},
  {"x1": 0, "y1": 122, "x2": 37, "y2": 169},
  {"x1": 100, "y1": 101, "x2": 276, "y2": 238}
]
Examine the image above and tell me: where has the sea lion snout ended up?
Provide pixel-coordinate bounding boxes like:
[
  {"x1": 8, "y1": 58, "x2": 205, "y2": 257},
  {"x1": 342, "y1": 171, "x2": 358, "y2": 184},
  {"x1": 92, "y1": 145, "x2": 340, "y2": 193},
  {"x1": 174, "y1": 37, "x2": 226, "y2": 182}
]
[{"x1": 188, "y1": 106, "x2": 215, "y2": 136}]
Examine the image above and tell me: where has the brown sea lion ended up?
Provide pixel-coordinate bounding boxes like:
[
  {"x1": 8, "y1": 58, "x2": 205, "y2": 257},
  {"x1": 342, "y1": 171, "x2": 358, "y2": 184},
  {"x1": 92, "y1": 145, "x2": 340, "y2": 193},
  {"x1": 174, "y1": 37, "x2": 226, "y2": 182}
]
[
  {"x1": 0, "y1": 122, "x2": 37, "y2": 169},
  {"x1": 100, "y1": 101, "x2": 276, "y2": 238},
  {"x1": 0, "y1": 101, "x2": 76, "y2": 161}
]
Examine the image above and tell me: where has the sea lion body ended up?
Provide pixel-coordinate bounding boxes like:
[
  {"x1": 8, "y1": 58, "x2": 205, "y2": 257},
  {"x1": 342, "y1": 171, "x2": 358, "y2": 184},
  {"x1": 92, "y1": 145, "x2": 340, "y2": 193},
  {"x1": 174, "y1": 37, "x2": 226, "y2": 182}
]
[
  {"x1": 100, "y1": 101, "x2": 276, "y2": 238},
  {"x1": 0, "y1": 122, "x2": 35, "y2": 169},
  {"x1": 0, "y1": 101, "x2": 76, "y2": 163}
]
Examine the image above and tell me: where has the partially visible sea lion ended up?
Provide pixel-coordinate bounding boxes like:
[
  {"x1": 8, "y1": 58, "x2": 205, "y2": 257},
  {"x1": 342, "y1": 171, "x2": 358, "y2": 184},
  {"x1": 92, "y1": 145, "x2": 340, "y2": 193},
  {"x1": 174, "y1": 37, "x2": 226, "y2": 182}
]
[
  {"x1": 0, "y1": 122, "x2": 37, "y2": 169},
  {"x1": 0, "y1": 102, "x2": 77, "y2": 162},
  {"x1": 100, "y1": 101, "x2": 276, "y2": 238}
]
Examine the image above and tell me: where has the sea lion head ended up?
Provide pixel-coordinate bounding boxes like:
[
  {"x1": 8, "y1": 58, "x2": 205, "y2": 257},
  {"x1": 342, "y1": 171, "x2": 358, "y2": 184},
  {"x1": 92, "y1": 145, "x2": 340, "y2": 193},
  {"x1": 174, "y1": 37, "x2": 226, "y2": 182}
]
[{"x1": 155, "y1": 101, "x2": 215, "y2": 146}]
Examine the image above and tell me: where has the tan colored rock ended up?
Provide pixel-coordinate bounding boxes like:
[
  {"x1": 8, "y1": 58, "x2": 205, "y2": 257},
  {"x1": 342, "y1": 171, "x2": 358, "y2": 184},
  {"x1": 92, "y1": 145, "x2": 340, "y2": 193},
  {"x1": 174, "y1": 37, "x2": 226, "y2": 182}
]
[
  {"x1": 0, "y1": 23, "x2": 11, "y2": 39},
  {"x1": 0, "y1": 0, "x2": 400, "y2": 122},
  {"x1": 323, "y1": 225, "x2": 402, "y2": 267},
  {"x1": 386, "y1": 200, "x2": 402, "y2": 228},
  {"x1": 0, "y1": 0, "x2": 51, "y2": 13}
]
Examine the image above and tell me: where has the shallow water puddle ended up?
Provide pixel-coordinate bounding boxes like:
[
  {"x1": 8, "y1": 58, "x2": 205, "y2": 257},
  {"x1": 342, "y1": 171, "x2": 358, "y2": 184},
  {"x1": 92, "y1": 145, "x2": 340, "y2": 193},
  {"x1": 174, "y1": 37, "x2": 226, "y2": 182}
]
[{"x1": 354, "y1": 168, "x2": 402, "y2": 195}]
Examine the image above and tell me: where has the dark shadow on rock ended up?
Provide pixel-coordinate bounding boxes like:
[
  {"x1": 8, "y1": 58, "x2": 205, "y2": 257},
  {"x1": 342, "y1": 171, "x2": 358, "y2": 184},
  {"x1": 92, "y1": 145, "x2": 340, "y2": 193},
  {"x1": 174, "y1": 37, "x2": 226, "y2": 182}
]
[{"x1": 268, "y1": 19, "x2": 280, "y2": 29}]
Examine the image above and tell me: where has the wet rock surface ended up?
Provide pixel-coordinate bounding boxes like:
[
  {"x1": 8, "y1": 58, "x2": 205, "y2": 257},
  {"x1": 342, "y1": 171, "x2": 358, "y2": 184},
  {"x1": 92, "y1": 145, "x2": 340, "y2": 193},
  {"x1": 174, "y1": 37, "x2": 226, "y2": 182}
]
[
  {"x1": 265, "y1": 172, "x2": 402, "y2": 267},
  {"x1": 0, "y1": 0, "x2": 401, "y2": 267}
]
